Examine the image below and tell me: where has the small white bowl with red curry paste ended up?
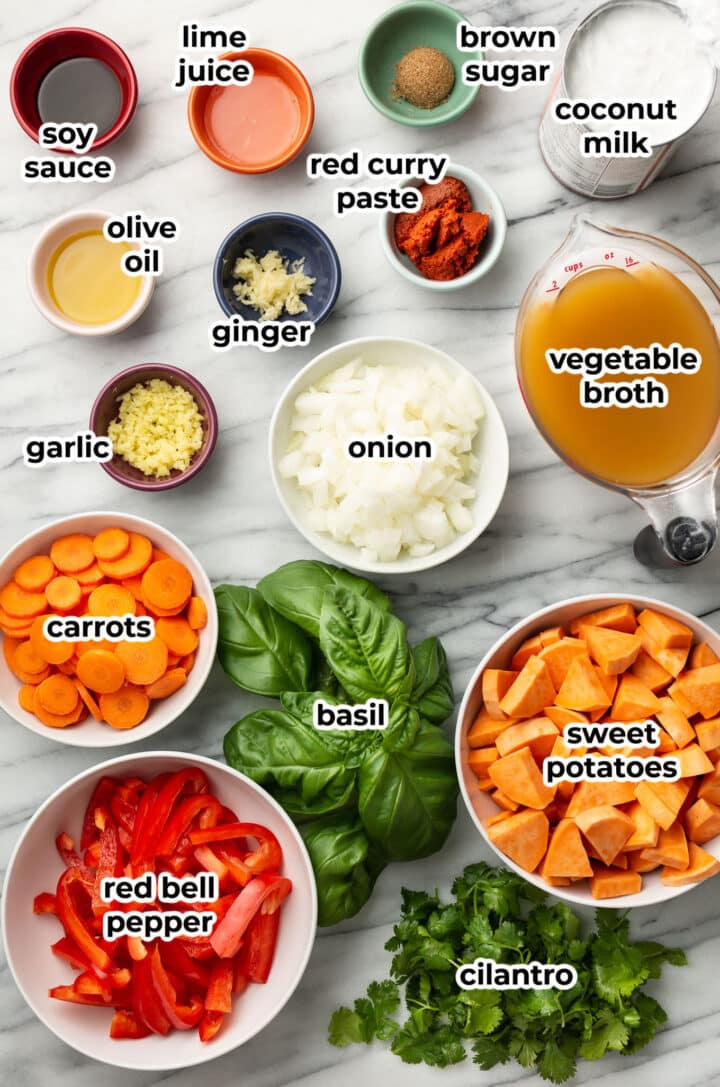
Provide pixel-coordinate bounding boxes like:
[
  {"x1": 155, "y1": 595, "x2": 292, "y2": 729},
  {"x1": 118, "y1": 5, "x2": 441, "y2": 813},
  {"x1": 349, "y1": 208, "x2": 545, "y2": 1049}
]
[{"x1": 380, "y1": 161, "x2": 506, "y2": 290}]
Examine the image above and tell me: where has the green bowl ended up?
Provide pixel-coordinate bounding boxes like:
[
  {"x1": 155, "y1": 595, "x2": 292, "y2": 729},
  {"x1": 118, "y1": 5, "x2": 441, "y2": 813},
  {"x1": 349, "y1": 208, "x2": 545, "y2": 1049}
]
[{"x1": 358, "y1": 0, "x2": 480, "y2": 127}]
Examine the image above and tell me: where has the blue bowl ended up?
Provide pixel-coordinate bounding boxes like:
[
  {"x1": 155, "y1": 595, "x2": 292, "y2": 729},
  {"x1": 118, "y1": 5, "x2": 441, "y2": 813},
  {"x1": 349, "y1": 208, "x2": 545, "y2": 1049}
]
[{"x1": 213, "y1": 213, "x2": 342, "y2": 325}]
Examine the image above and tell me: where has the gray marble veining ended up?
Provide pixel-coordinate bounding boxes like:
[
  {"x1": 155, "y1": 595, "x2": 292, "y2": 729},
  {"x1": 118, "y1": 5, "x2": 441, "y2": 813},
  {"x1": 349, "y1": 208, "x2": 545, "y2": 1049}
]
[{"x1": 1, "y1": 0, "x2": 719, "y2": 1084}]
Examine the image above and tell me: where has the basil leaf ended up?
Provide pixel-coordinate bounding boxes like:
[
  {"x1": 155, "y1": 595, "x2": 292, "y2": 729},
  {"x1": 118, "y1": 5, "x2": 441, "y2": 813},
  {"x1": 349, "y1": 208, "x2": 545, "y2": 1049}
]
[
  {"x1": 358, "y1": 720, "x2": 458, "y2": 861},
  {"x1": 383, "y1": 702, "x2": 421, "y2": 752},
  {"x1": 280, "y1": 691, "x2": 369, "y2": 762},
  {"x1": 300, "y1": 812, "x2": 386, "y2": 926},
  {"x1": 223, "y1": 708, "x2": 357, "y2": 817},
  {"x1": 411, "y1": 638, "x2": 454, "y2": 725},
  {"x1": 320, "y1": 587, "x2": 414, "y2": 702},
  {"x1": 215, "y1": 584, "x2": 313, "y2": 696},
  {"x1": 258, "y1": 560, "x2": 391, "y2": 638}
]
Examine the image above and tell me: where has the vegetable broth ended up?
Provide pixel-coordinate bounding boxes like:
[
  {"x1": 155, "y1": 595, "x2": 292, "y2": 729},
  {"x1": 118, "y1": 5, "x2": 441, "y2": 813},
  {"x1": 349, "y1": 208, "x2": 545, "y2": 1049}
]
[{"x1": 519, "y1": 263, "x2": 720, "y2": 487}]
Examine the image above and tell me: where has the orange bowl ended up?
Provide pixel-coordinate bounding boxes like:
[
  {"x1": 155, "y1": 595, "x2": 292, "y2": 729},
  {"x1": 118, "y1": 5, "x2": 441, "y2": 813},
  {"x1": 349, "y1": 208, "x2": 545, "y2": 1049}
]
[{"x1": 187, "y1": 48, "x2": 314, "y2": 174}]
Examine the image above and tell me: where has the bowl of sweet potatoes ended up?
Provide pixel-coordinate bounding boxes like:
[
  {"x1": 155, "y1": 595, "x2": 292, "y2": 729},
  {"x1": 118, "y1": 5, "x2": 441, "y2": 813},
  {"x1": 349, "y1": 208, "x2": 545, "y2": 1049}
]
[{"x1": 457, "y1": 594, "x2": 720, "y2": 907}]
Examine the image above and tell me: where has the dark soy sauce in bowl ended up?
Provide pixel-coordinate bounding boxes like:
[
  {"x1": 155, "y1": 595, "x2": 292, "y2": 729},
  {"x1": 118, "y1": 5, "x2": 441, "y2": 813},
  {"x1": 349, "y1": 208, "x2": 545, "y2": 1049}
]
[{"x1": 37, "y1": 57, "x2": 123, "y2": 136}]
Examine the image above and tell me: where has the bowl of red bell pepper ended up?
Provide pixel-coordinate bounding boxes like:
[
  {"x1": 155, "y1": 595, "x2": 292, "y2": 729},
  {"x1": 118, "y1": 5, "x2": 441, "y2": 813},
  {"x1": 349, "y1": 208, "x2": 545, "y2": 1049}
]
[{"x1": 2, "y1": 752, "x2": 317, "y2": 1069}]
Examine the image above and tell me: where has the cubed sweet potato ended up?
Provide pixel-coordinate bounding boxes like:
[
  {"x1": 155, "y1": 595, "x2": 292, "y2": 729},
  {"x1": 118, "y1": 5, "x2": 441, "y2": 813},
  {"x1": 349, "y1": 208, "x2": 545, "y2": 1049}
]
[
  {"x1": 544, "y1": 706, "x2": 588, "y2": 729},
  {"x1": 639, "y1": 627, "x2": 689, "y2": 678},
  {"x1": 584, "y1": 626, "x2": 642, "y2": 675},
  {"x1": 565, "y1": 780, "x2": 637, "y2": 817},
  {"x1": 667, "y1": 743, "x2": 713, "y2": 778},
  {"x1": 539, "y1": 625, "x2": 565, "y2": 647},
  {"x1": 611, "y1": 674, "x2": 660, "y2": 722},
  {"x1": 639, "y1": 823, "x2": 689, "y2": 870},
  {"x1": 543, "y1": 818, "x2": 593, "y2": 878},
  {"x1": 495, "y1": 716, "x2": 559, "y2": 761},
  {"x1": 627, "y1": 850, "x2": 660, "y2": 873},
  {"x1": 574, "y1": 805, "x2": 635, "y2": 865},
  {"x1": 661, "y1": 842, "x2": 720, "y2": 886},
  {"x1": 482, "y1": 669, "x2": 518, "y2": 720},
  {"x1": 698, "y1": 763, "x2": 720, "y2": 804},
  {"x1": 668, "y1": 680, "x2": 698, "y2": 717},
  {"x1": 690, "y1": 642, "x2": 720, "y2": 669},
  {"x1": 538, "y1": 638, "x2": 588, "y2": 689},
  {"x1": 638, "y1": 608, "x2": 693, "y2": 650},
  {"x1": 630, "y1": 649, "x2": 673, "y2": 693},
  {"x1": 623, "y1": 801, "x2": 660, "y2": 851},
  {"x1": 590, "y1": 868, "x2": 642, "y2": 899},
  {"x1": 491, "y1": 788, "x2": 520, "y2": 812},
  {"x1": 500, "y1": 657, "x2": 556, "y2": 719},
  {"x1": 468, "y1": 746, "x2": 499, "y2": 778},
  {"x1": 673, "y1": 664, "x2": 720, "y2": 720},
  {"x1": 555, "y1": 655, "x2": 611, "y2": 714},
  {"x1": 488, "y1": 746, "x2": 556, "y2": 809},
  {"x1": 569, "y1": 603, "x2": 637, "y2": 636},
  {"x1": 656, "y1": 696, "x2": 695, "y2": 749},
  {"x1": 685, "y1": 798, "x2": 720, "y2": 844},
  {"x1": 467, "y1": 707, "x2": 508, "y2": 748},
  {"x1": 487, "y1": 809, "x2": 549, "y2": 873},
  {"x1": 635, "y1": 782, "x2": 676, "y2": 831},
  {"x1": 511, "y1": 634, "x2": 544, "y2": 672},
  {"x1": 695, "y1": 716, "x2": 720, "y2": 752}
]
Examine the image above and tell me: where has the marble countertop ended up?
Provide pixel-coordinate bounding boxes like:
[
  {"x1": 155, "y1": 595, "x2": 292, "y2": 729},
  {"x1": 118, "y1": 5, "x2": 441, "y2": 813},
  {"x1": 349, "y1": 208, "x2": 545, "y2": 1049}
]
[{"x1": 2, "y1": 0, "x2": 720, "y2": 1084}]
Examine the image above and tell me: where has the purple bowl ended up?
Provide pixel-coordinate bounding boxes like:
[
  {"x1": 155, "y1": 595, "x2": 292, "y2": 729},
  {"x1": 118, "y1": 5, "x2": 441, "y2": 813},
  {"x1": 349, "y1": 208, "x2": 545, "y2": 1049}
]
[{"x1": 90, "y1": 364, "x2": 218, "y2": 491}]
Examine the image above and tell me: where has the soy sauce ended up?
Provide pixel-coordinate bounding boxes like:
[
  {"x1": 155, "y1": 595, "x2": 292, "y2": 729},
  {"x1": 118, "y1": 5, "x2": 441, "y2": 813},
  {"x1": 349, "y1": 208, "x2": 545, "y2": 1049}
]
[{"x1": 37, "y1": 57, "x2": 123, "y2": 137}]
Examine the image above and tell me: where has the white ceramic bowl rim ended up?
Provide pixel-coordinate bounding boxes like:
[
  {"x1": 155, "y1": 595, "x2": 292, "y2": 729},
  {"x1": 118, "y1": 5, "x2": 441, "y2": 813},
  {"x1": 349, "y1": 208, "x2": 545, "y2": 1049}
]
[
  {"x1": 0, "y1": 510, "x2": 217, "y2": 748},
  {"x1": 379, "y1": 162, "x2": 508, "y2": 291},
  {"x1": 2, "y1": 750, "x2": 318, "y2": 1071},
  {"x1": 269, "y1": 335, "x2": 510, "y2": 575},
  {"x1": 456, "y1": 592, "x2": 720, "y2": 908},
  {"x1": 28, "y1": 209, "x2": 155, "y2": 336}
]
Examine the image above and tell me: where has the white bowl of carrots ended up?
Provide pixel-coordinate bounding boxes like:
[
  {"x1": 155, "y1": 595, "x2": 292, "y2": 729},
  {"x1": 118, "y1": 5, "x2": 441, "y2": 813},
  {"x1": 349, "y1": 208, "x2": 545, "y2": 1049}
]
[
  {"x1": 2, "y1": 751, "x2": 317, "y2": 1070},
  {"x1": 0, "y1": 512, "x2": 217, "y2": 747},
  {"x1": 457, "y1": 594, "x2": 720, "y2": 908}
]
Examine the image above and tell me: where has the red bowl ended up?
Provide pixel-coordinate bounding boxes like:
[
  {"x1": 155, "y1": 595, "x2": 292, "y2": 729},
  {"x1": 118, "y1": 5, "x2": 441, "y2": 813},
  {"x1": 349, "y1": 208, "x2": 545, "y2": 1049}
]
[{"x1": 9, "y1": 27, "x2": 138, "y2": 151}]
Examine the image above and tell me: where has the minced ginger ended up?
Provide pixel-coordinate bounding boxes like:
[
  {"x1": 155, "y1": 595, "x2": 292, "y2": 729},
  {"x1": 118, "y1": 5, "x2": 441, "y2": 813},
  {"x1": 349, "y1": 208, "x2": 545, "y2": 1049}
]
[
  {"x1": 108, "y1": 379, "x2": 204, "y2": 478},
  {"x1": 231, "y1": 249, "x2": 315, "y2": 321}
]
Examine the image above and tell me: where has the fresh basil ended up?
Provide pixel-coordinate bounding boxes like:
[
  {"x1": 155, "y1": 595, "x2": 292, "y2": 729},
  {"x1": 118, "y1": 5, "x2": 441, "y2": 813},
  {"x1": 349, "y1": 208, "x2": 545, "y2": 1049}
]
[
  {"x1": 215, "y1": 584, "x2": 313, "y2": 696},
  {"x1": 320, "y1": 587, "x2": 414, "y2": 703},
  {"x1": 411, "y1": 638, "x2": 454, "y2": 725},
  {"x1": 223, "y1": 708, "x2": 357, "y2": 818},
  {"x1": 258, "y1": 560, "x2": 391, "y2": 638},
  {"x1": 300, "y1": 812, "x2": 386, "y2": 927},
  {"x1": 382, "y1": 702, "x2": 421, "y2": 752},
  {"x1": 358, "y1": 720, "x2": 457, "y2": 861}
]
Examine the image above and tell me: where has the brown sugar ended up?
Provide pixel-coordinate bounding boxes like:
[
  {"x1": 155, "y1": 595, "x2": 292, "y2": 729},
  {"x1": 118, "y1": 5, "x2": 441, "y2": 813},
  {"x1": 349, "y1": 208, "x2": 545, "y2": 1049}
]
[{"x1": 392, "y1": 47, "x2": 455, "y2": 110}]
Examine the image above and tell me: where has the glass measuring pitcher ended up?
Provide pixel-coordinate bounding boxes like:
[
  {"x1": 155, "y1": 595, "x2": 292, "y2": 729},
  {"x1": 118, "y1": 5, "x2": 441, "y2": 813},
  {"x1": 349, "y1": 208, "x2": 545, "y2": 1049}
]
[{"x1": 515, "y1": 217, "x2": 720, "y2": 566}]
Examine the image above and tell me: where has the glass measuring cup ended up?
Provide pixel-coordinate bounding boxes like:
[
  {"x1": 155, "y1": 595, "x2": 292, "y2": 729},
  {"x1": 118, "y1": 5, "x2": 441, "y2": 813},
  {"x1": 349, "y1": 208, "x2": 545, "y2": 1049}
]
[{"x1": 515, "y1": 217, "x2": 720, "y2": 566}]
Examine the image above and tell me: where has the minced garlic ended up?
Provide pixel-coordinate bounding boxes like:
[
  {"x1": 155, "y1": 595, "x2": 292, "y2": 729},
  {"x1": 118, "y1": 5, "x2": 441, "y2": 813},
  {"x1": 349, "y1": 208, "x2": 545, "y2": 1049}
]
[
  {"x1": 108, "y1": 379, "x2": 204, "y2": 478},
  {"x1": 231, "y1": 249, "x2": 315, "y2": 321}
]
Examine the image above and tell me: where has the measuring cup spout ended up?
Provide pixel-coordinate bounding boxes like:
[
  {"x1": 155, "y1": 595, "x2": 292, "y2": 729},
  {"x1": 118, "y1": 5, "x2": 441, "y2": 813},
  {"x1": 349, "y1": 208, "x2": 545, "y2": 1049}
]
[{"x1": 633, "y1": 470, "x2": 719, "y2": 567}]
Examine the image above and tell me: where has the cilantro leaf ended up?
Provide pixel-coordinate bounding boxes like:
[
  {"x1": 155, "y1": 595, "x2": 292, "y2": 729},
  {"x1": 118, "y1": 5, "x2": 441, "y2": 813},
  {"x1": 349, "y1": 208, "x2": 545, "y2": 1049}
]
[
  {"x1": 328, "y1": 1007, "x2": 364, "y2": 1047},
  {"x1": 579, "y1": 1010, "x2": 630, "y2": 1059},
  {"x1": 472, "y1": 1034, "x2": 511, "y2": 1069},
  {"x1": 391, "y1": 1021, "x2": 466, "y2": 1067},
  {"x1": 537, "y1": 1037, "x2": 577, "y2": 1083}
]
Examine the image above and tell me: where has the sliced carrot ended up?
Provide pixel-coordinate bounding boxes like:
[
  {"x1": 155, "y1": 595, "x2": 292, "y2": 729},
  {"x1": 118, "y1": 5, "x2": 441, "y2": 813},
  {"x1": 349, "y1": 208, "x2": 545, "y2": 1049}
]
[
  {"x1": 121, "y1": 575, "x2": 145, "y2": 600},
  {"x1": 75, "y1": 563, "x2": 105, "y2": 588},
  {"x1": 151, "y1": 549, "x2": 171, "y2": 563},
  {"x1": 116, "y1": 637, "x2": 168, "y2": 686},
  {"x1": 99, "y1": 685, "x2": 150, "y2": 729},
  {"x1": 87, "y1": 584, "x2": 136, "y2": 617},
  {"x1": 73, "y1": 678, "x2": 103, "y2": 722},
  {"x1": 0, "y1": 605, "x2": 43, "y2": 631},
  {"x1": 145, "y1": 667, "x2": 187, "y2": 700},
  {"x1": 141, "y1": 559, "x2": 192, "y2": 612},
  {"x1": 76, "y1": 649, "x2": 126, "y2": 694},
  {"x1": 57, "y1": 657, "x2": 78, "y2": 676},
  {"x1": 180, "y1": 651, "x2": 196, "y2": 674},
  {"x1": 14, "y1": 640, "x2": 50, "y2": 675},
  {"x1": 0, "y1": 581, "x2": 47, "y2": 618},
  {"x1": 141, "y1": 595, "x2": 186, "y2": 618},
  {"x1": 18, "y1": 684, "x2": 36, "y2": 713},
  {"x1": 97, "y1": 534, "x2": 152, "y2": 579},
  {"x1": 32, "y1": 684, "x2": 82, "y2": 728},
  {"x1": 93, "y1": 528, "x2": 130, "y2": 562},
  {"x1": 13, "y1": 555, "x2": 55, "y2": 592},
  {"x1": 45, "y1": 576, "x2": 82, "y2": 611},
  {"x1": 155, "y1": 617, "x2": 198, "y2": 657},
  {"x1": 76, "y1": 638, "x2": 114, "y2": 657},
  {"x1": 3, "y1": 636, "x2": 21, "y2": 667},
  {"x1": 50, "y1": 534, "x2": 95, "y2": 575},
  {"x1": 29, "y1": 616, "x2": 74, "y2": 665},
  {"x1": 187, "y1": 596, "x2": 208, "y2": 631},
  {"x1": 36, "y1": 674, "x2": 80, "y2": 716}
]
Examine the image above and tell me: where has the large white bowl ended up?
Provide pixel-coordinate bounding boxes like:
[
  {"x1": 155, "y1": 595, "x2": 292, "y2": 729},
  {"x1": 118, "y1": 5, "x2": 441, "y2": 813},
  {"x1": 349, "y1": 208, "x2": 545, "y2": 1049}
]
[
  {"x1": 0, "y1": 512, "x2": 217, "y2": 747},
  {"x1": 2, "y1": 751, "x2": 318, "y2": 1070},
  {"x1": 456, "y1": 593, "x2": 720, "y2": 908},
  {"x1": 269, "y1": 336, "x2": 509, "y2": 575},
  {"x1": 379, "y1": 162, "x2": 507, "y2": 291}
]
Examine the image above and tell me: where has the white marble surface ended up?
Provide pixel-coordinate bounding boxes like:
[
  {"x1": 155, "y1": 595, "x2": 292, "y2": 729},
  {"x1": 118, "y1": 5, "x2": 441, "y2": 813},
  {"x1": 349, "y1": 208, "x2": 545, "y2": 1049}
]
[{"x1": 1, "y1": 0, "x2": 720, "y2": 1084}]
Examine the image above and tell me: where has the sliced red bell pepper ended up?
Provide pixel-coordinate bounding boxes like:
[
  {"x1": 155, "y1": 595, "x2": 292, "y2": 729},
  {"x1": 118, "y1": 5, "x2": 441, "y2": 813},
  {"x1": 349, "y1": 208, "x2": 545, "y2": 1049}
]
[
  {"x1": 127, "y1": 936, "x2": 148, "y2": 962},
  {"x1": 56, "y1": 832, "x2": 82, "y2": 868},
  {"x1": 198, "y1": 1009, "x2": 225, "y2": 1042},
  {"x1": 161, "y1": 941, "x2": 210, "y2": 988},
  {"x1": 189, "y1": 822, "x2": 282, "y2": 875},
  {"x1": 193, "y1": 845, "x2": 228, "y2": 881},
  {"x1": 33, "y1": 892, "x2": 57, "y2": 915},
  {"x1": 149, "y1": 947, "x2": 204, "y2": 1030},
  {"x1": 50, "y1": 984, "x2": 110, "y2": 1007},
  {"x1": 74, "y1": 970, "x2": 113, "y2": 1003},
  {"x1": 52, "y1": 936, "x2": 129, "y2": 991},
  {"x1": 210, "y1": 874, "x2": 292, "y2": 959},
  {"x1": 110, "y1": 1009, "x2": 151, "y2": 1039},
  {"x1": 80, "y1": 776, "x2": 118, "y2": 850},
  {"x1": 155, "y1": 794, "x2": 223, "y2": 856},
  {"x1": 131, "y1": 955, "x2": 172, "y2": 1035},
  {"x1": 239, "y1": 908, "x2": 281, "y2": 984},
  {"x1": 233, "y1": 961, "x2": 249, "y2": 996},
  {"x1": 204, "y1": 959, "x2": 233, "y2": 1014},
  {"x1": 132, "y1": 769, "x2": 208, "y2": 864},
  {"x1": 92, "y1": 822, "x2": 123, "y2": 915},
  {"x1": 55, "y1": 866, "x2": 112, "y2": 973},
  {"x1": 212, "y1": 841, "x2": 252, "y2": 886}
]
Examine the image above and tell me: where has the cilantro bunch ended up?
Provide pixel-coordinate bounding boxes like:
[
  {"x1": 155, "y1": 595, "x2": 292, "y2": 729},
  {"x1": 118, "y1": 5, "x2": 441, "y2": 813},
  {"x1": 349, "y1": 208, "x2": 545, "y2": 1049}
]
[{"x1": 328, "y1": 863, "x2": 686, "y2": 1083}]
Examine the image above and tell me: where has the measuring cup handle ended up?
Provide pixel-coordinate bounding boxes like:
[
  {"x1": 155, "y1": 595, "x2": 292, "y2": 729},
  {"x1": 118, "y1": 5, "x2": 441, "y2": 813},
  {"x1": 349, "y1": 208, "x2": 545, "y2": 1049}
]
[{"x1": 632, "y1": 470, "x2": 719, "y2": 567}]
